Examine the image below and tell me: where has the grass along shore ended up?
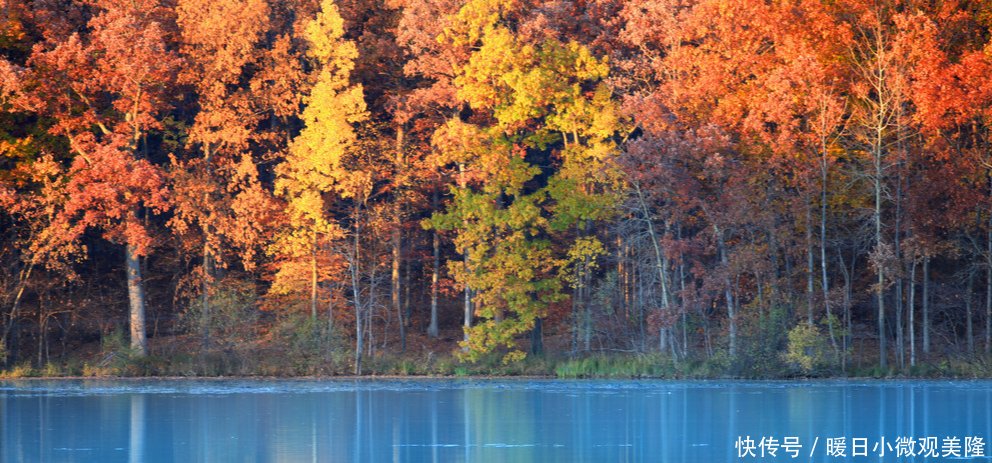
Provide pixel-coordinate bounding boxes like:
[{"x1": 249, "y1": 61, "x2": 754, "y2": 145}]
[
  {"x1": 4, "y1": 343, "x2": 991, "y2": 380},
  {"x1": 3, "y1": 313, "x2": 989, "y2": 380}
]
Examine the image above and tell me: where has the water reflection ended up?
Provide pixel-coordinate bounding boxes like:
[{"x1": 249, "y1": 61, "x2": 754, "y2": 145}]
[
  {"x1": 1, "y1": 380, "x2": 992, "y2": 462},
  {"x1": 128, "y1": 394, "x2": 143, "y2": 463}
]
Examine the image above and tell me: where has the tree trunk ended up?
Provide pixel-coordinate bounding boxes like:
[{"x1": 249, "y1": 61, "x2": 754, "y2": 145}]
[
  {"x1": 463, "y1": 269, "x2": 472, "y2": 344},
  {"x1": 351, "y1": 205, "x2": 364, "y2": 375},
  {"x1": 633, "y1": 181, "x2": 670, "y2": 354},
  {"x1": 894, "y1": 158, "x2": 904, "y2": 369},
  {"x1": 126, "y1": 240, "x2": 148, "y2": 356},
  {"x1": 987, "y1": 221, "x2": 992, "y2": 354},
  {"x1": 582, "y1": 221, "x2": 592, "y2": 353},
  {"x1": 327, "y1": 282, "x2": 334, "y2": 334},
  {"x1": 806, "y1": 199, "x2": 815, "y2": 326},
  {"x1": 909, "y1": 258, "x2": 916, "y2": 367},
  {"x1": 715, "y1": 225, "x2": 736, "y2": 357},
  {"x1": 837, "y1": 246, "x2": 852, "y2": 373},
  {"x1": 392, "y1": 218, "x2": 404, "y2": 352},
  {"x1": 458, "y1": 162, "x2": 472, "y2": 345},
  {"x1": 392, "y1": 124, "x2": 405, "y2": 352},
  {"x1": 678, "y1": 232, "x2": 688, "y2": 359},
  {"x1": 2, "y1": 259, "x2": 33, "y2": 366},
  {"x1": 201, "y1": 143, "x2": 213, "y2": 351},
  {"x1": 820, "y1": 154, "x2": 838, "y2": 356},
  {"x1": 923, "y1": 257, "x2": 930, "y2": 355},
  {"x1": 896, "y1": 273, "x2": 904, "y2": 369},
  {"x1": 202, "y1": 244, "x2": 212, "y2": 351},
  {"x1": 967, "y1": 269, "x2": 975, "y2": 353},
  {"x1": 404, "y1": 243, "x2": 412, "y2": 327},
  {"x1": 874, "y1": 148, "x2": 886, "y2": 371},
  {"x1": 428, "y1": 188, "x2": 440, "y2": 339},
  {"x1": 530, "y1": 317, "x2": 543, "y2": 356},
  {"x1": 617, "y1": 235, "x2": 625, "y2": 320},
  {"x1": 570, "y1": 262, "x2": 580, "y2": 355},
  {"x1": 818, "y1": 95, "x2": 839, "y2": 357},
  {"x1": 310, "y1": 239, "x2": 318, "y2": 321},
  {"x1": 37, "y1": 300, "x2": 45, "y2": 367}
]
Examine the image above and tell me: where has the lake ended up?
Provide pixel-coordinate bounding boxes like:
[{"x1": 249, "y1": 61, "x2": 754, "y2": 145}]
[{"x1": 1, "y1": 379, "x2": 990, "y2": 462}]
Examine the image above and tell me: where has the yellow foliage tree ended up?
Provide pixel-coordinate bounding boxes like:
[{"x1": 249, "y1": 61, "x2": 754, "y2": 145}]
[
  {"x1": 429, "y1": 0, "x2": 623, "y2": 363},
  {"x1": 271, "y1": 0, "x2": 368, "y2": 326}
]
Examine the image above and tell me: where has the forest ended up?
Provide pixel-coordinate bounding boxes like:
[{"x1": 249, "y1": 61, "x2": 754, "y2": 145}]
[{"x1": 1, "y1": 0, "x2": 991, "y2": 378}]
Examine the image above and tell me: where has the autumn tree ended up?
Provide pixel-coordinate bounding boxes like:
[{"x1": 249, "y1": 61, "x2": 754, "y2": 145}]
[
  {"x1": 396, "y1": 0, "x2": 471, "y2": 341},
  {"x1": 846, "y1": 4, "x2": 920, "y2": 370},
  {"x1": 427, "y1": 0, "x2": 622, "y2": 363},
  {"x1": 616, "y1": 0, "x2": 794, "y2": 359},
  {"x1": 0, "y1": 0, "x2": 181, "y2": 355},
  {"x1": 172, "y1": 0, "x2": 275, "y2": 350},
  {"x1": 747, "y1": 0, "x2": 851, "y2": 361},
  {"x1": 271, "y1": 0, "x2": 368, "y2": 372}
]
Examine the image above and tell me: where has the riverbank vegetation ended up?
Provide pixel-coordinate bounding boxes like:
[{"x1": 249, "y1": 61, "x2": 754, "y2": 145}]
[{"x1": 3, "y1": 0, "x2": 992, "y2": 379}]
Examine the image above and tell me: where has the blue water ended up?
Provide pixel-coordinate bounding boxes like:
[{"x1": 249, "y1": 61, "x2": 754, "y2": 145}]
[{"x1": 1, "y1": 379, "x2": 991, "y2": 462}]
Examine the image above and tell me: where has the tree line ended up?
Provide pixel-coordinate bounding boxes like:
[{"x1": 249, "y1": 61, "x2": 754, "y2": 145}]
[{"x1": 1, "y1": 0, "x2": 991, "y2": 375}]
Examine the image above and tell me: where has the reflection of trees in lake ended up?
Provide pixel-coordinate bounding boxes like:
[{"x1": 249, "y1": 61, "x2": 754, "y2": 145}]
[
  {"x1": 8, "y1": 382, "x2": 992, "y2": 462},
  {"x1": 129, "y1": 394, "x2": 144, "y2": 463}
]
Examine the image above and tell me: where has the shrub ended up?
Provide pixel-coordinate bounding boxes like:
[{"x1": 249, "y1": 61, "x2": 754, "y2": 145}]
[
  {"x1": 432, "y1": 356, "x2": 458, "y2": 376},
  {"x1": 732, "y1": 306, "x2": 789, "y2": 377},
  {"x1": 784, "y1": 323, "x2": 831, "y2": 375},
  {"x1": 84, "y1": 328, "x2": 163, "y2": 376},
  {"x1": 97, "y1": 329, "x2": 138, "y2": 375},
  {"x1": 270, "y1": 313, "x2": 349, "y2": 375},
  {"x1": 686, "y1": 351, "x2": 732, "y2": 378},
  {"x1": 554, "y1": 353, "x2": 676, "y2": 378},
  {"x1": 0, "y1": 363, "x2": 35, "y2": 379},
  {"x1": 180, "y1": 281, "x2": 260, "y2": 352},
  {"x1": 41, "y1": 362, "x2": 61, "y2": 377}
]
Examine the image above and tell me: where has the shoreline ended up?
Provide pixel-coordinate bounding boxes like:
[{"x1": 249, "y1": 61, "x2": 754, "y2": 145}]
[
  {"x1": 3, "y1": 374, "x2": 987, "y2": 381},
  {"x1": 5, "y1": 344, "x2": 989, "y2": 381}
]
